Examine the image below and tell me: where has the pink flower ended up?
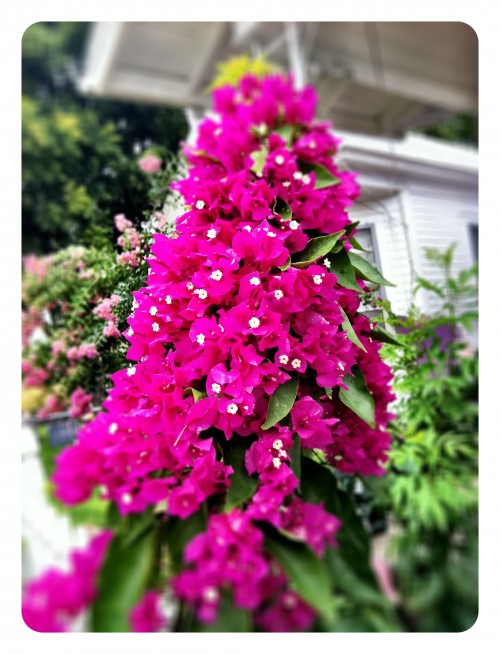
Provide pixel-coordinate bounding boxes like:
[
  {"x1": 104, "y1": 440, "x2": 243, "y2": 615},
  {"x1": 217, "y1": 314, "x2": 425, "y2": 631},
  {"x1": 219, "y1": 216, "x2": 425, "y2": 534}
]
[
  {"x1": 103, "y1": 321, "x2": 121, "y2": 339},
  {"x1": 139, "y1": 154, "x2": 162, "y2": 174},
  {"x1": 114, "y1": 213, "x2": 133, "y2": 232},
  {"x1": 68, "y1": 387, "x2": 93, "y2": 419},
  {"x1": 129, "y1": 591, "x2": 167, "y2": 632}
]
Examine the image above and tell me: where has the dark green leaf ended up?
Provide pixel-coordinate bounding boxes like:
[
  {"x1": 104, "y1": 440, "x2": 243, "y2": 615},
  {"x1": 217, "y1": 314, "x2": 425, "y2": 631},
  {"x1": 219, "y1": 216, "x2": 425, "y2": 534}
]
[
  {"x1": 264, "y1": 529, "x2": 333, "y2": 619},
  {"x1": 348, "y1": 252, "x2": 395, "y2": 287},
  {"x1": 261, "y1": 377, "x2": 298, "y2": 430},
  {"x1": 183, "y1": 387, "x2": 207, "y2": 402},
  {"x1": 329, "y1": 248, "x2": 361, "y2": 291},
  {"x1": 223, "y1": 435, "x2": 258, "y2": 511},
  {"x1": 249, "y1": 149, "x2": 267, "y2": 176},
  {"x1": 273, "y1": 197, "x2": 292, "y2": 221},
  {"x1": 91, "y1": 527, "x2": 158, "y2": 632},
  {"x1": 339, "y1": 366, "x2": 375, "y2": 429},
  {"x1": 350, "y1": 236, "x2": 372, "y2": 253},
  {"x1": 122, "y1": 508, "x2": 155, "y2": 547},
  {"x1": 163, "y1": 510, "x2": 206, "y2": 573},
  {"x1": 290, "y1": 433, "x2": 301, "y2": 482},
  {"x1": 275, "y1": 124, "x2": 295, "y2": 147},
  {"x1": 278, "y1": 255, "x2": 291, "y2": 271},
  {"x1": 371, "y1": 325, "x2": 403, "y2": 346},
  {"x1": 300, "y1": 162, "x2": 341, "y2": 189},
  {"x1": 339, "y1": 307, "x2": 367, "y2": 352},
  {"x1": 291, "y1": 231, "x2": 345, "y2": 268}
]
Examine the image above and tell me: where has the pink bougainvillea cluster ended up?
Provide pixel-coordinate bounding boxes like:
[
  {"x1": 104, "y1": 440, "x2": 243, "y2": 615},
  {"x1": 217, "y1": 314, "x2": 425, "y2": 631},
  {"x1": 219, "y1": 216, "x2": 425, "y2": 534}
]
[{"x1": 32, "y1": 71, "x2": 395, "y2": 631}]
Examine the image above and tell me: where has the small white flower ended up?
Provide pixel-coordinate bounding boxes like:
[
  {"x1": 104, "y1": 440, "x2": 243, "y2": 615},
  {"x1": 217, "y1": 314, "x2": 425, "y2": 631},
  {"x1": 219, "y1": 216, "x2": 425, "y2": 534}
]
[
  {"x1": 308, "y1": 140, "x2": 317, "y2": 149},
  {"x1": 227, "y1": 403, "x2": 238, "y2": 415},
  {"x1": 149, "y1": 306, "x2": 158, "y2": 316},
  {"x1": 152, "y1": 322, "x2": 160, "y2": 332},
  {"x1": 214, "y1": 127, "x2": 223, "y2": 137},
  {"x1": 126, "y1": 367, "x2": 136, "y2": 376},
  {"x1": 313, "y1": 275, "x2": 323, "y2": 285},
  {"x1": 249, "y1": 276, "x2": 260, "y2": 286},
  {"x1": 275, "y1": 155, "x2": 285, "y2": 166},
  {"x1": 196, "y1": 333, "x2": 205, "y2": 345},
  {"x1": 282, "y1": 180, "x2": 291, "y2": 188},
  {"x1": 210, "y1": 270, "x2": 223, "y2": 281},
  {"x1": 207, "y1": 228, "x2": 217, "y2": 239},
  {"x1": 279, "y1": 354, "x2": 289, "y2": 365},
  {"x1": 122, "y1": 493, "x2": 133, "y2": 505},
  {"x1": 323, "y1": 258, "x2": 331, "y2": 269},
  {"x1": 291, "y1": 358, "x2": 302, "y2": 369},
  {"x1": 196, "y1": 200, "x2": 205, "y2": 210},
  {"x1": 267, "y1": 231, "x2": 276, "y2": 238},
  {"x1": 273, "y1": 439, "x2": 283, "y2": 450},
  {"x1": 186, "y1": 282, "x2": 194, "y2": 290},
  {"x1": 109, "y1": 423, "x2": 118, "y2": 434},
  {"x1": 249, "y1": 317, "x2": 261, "y2": 329},
  {"x1": 203, "y1": 587, "x2": 219, "y2": 603},
  {"x1": 243, "y1": 225, "x2": 252, "y2": 232},
  {"x1": 338, "y1": 361, "x2": 345, "y2": 371},
  {"x1": 219, "y1": 324, "x2": 225, "y2": 332},
  {"x1": 302, "y1": 174, "x2": 311, "y2": 184},
  {"x1": 272, "y1": 457, "x2": 282, "y2": 469},
  {"x1": 274, "y1": 290, "x2": 284, "y2": 300},
  {"x1": 132, "y1": 299, "x2": 139, "y2": 309},
  {"x1": 283, "y1": 594, "x2": 297, "y2": 609},
  {"x1": 127, "y1": 327, "x2": 134, "y2": 336},
  {"x1": 289, "y1": 220, "x2": 299, "y2": 230},
  {"x1": 166, "y1": 295, "x2": 172, "y2": 304},
  {"x1": 293, "y1": 171, "x2": 303, "y2": 180},
  {"x1": 195, "y1": 289, "x2": 208, "y2": 299},
  {"x1": 211, "y1": 382, "x2": 221, "y2": 394}
]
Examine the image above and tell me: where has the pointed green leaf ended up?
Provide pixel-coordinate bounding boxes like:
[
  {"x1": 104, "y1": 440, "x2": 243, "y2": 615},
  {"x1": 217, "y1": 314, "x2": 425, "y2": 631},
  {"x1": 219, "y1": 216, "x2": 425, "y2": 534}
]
[
  {"x1": 249, "y1": 149, "x2": 267, "y2": 176},
  {"x1": 193, "y1": 591, "x2": 251, "y2": 632},
  {"x1": 300, "y1": 162, "x2": 341, "y2": 189},
  {"x1": 332, "y1": 221, "x2": 359, "y2": 253},
  {"x1": 261, "y1": 377, "x2": 298, "y2": 430},
  {"x1": 275, "y1": 124, "x2": 295, "y2": 147},
  {"x1": 164, "y1": 510, "x2": 206, "y2": 573},
  {"x1": 371, "y1": 325, "x2": 403, "y2": 346},
  {"x1": 223, "y1": 435, "x2": 258, "y2": 511},
  {"x1": 273, "y1": 197, "x2": 292, "y2": 221},
  {"x1": 348, "y1": 252, "x2": 395, "y2": 287},
  {"x1": 339, "y1": 366, "x2": 375, "y2": 429},
  {"x1": 291, "y1": 231, "x2": 345, "y2": 269},
  {"x1": 329, "y1": 247, "x2": 361, "y2": 291},
  {"x1": 350, "y1": 236, "x2": 372, "y2": 253},
  {"x1": 264, "y1": 529, "x2": 333, "y2": 620},
  {"x1": 91, "y1": 527, "x2": 158, "y2": 632},
  {"x1": 183, "y1": 387, "x2": 207, "y2": 402},
  {"x1": 278, "y1": 255, "x2": 291, "y2": 271},
  {"x1": 339, "y1": 307, "x2": 367, "y2": 352}
]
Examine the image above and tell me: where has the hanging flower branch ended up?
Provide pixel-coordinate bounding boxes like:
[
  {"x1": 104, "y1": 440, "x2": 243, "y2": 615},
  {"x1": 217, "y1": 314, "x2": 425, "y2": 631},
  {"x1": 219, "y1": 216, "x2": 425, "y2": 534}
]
[{"x1": 24, "y1": 69, "x2": 397, "y2": 632}]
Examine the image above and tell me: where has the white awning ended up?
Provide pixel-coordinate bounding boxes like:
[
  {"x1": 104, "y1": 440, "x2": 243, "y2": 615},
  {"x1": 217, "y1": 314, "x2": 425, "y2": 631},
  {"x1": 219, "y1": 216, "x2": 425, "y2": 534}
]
[{"x1": 79, "y1": 22, "x2": 477, "y2": 137}]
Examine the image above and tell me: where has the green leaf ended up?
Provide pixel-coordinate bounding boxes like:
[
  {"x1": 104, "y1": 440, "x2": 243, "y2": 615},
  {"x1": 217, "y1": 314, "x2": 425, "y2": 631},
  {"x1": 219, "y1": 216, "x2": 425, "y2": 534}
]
[
  {"x1": 350, "y1": 236, "x2": 372, "y2": 253},
  {"x1": 275, "y1": 124, "x2": 295, "y2": 147},
  {"x1": 371, "y1": 325, "x2": 403, "y2": 346},
  {"x1": 91, "y1": 527, "x2": 158, "y2": 632},
  {"x1": 223, "y1": 435, "x2": 258, "y2": 511},
  {"x1": 291, "y1": 231, "x2": 345, "y2": 269},
  {"x1": 183, "y1": 387, "x2": 207, "y2": 402},
  {"x1": 329, "y1": 247, "x2": 361, "y2": 291},
  {"x1": 164, "y1": 510, "x2": 206, "y2": 573},
  {"x1": 264, "y1": 529, "x2": 333, "y2": 620},
  {"x1": 339, "y1": 366, "x2": 375, "y2": 429},
  {"x1": 273, "y1": 197, "x2": 292, "y2": 221},
  {"x1": 348, "y1": 252, "x2": 395, "y2": 287},
  {"x1": 339, "y1": 307, "x2": 367, "y2": 352},
  {"x1": 290, "y1": 433, "x2": 301, "y2": 482},
  {"x1": 261, "y1": 377, "x2": 298, "y2": 430},
  {"x1": 300, "y1": 162, "x2": 341, "y2": 189},
  {"x1": 278, "y1": 255, "x2": 291, "y2": 271},
  {"x1": 249, "y1": 149, "x2": 267, "y2": 176}
]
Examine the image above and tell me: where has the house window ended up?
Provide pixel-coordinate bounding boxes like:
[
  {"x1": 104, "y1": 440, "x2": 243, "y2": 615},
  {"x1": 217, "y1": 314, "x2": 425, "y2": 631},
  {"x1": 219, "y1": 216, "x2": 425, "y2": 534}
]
[
  {"x1": 353, "y1": 225, "x2": 384, "y2": 320},
  {"x1": 469, "y1": 224, "x2": 478, "y2": 263}
]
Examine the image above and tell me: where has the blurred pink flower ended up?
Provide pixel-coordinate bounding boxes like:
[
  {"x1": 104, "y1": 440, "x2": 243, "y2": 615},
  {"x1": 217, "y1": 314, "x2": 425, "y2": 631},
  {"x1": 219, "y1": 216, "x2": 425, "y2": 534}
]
[{"x1": 139, "y1": 154, "x2": 161, "y2": 174}]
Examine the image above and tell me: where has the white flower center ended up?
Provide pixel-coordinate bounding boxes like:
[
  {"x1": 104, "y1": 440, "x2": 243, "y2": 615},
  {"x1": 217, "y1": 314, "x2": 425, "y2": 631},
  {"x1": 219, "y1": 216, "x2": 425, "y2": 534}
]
[
  {"x1": 323, "y1": 258, "x2": 331, "y2": 269},
  {"x1": 293, "y1": 171, "x2": 303, "y2": 180},
  {"x1": 152, "y1": 322, "x2": 160, "y2": 332},
  {"x1": 274, "y1": 290, "x2": 284, "y2": 300},
  {"x1": 313, "y1": 275, "x2": 323, "y2": 285},
  {"x1": 186, "y1": 282, "x2": 194, "y2": 290},
  {"x1": 302, "y1": 174, "x2": 311, "y2": 184},
  {"x1": 249, "y1": 317, "x2": 261, "y2": 329},
  {"x1": 289, "y1": 220, "x2": 299, "y2": 230},
  {"x1": 291, "y1": 358, "x2": 302, "y2": 369},
  {"x1": 109, "y1": 423, "x2": 118, "y2": 434},
  {"x1": 203, "y1": 587, "x2": 219, "y2": 603},
  {"x1": 273, "y1": 439, "x2": 283, "y2": 450},
  {"x1": 195, "y1": 289, "x2": 208, "y2": 299},
  {"x1": 211, "y1": 382, "x2": 221, "y2": 394},
  {"x1": 149, "y1": 306, "x2": 158, "y2": 316},
  {"x1": 122, "y1": 493, "x2": 132, "y2": 505},
  {"x1": 166, "y1": 295, "x2": 172, "y2": 304},
  {"x1": 126, "y1": 367, "x2": 136, "y2": 376},
  {"x1": 272, "y1": 457, "x2": 282, "y2": 469},
  {"x1": 227, "y1": 403, "x2": 238, "y2": 414},
  {"x1": 282, "y1": 180, "x2": 291, "y2": 188},
  {"x1": 250, "y1": 276, "x2": 260, "y2": 286},
  {"x1": 275, "y1": 155, "x2": 285, "y2": 166},
  {"x1": 207, "y1": 229, "x2": 217, "y2": 239},
  {"x1": 243, "y1": 225, "x2": 252, "y2": 232},
  {"x1": 196, "y1": 200, "x2": 205, "y2": 210},
  {"x1": 210, "y1": 270, "x2": 223, "y2": 281},
  {"x1": 279, "y1": 354, "x2": 289, "y2": 365},
  {"x1": 196, "y1": 333, "x2": 205, "y2": 345}
]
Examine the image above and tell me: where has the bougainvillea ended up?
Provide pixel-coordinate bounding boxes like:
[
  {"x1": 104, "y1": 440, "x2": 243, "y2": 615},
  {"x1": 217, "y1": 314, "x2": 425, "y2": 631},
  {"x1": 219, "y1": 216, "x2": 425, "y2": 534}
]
[{"x1": 26, "y1": 69, "x2": 397, "y2": 632}]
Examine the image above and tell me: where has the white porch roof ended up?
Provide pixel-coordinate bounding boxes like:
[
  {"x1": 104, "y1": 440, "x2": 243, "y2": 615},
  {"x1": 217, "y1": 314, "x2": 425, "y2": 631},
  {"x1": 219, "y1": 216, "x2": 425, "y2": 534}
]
[{"x1": 79, "y1": 22, "x2": 477, "y2": 137}]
